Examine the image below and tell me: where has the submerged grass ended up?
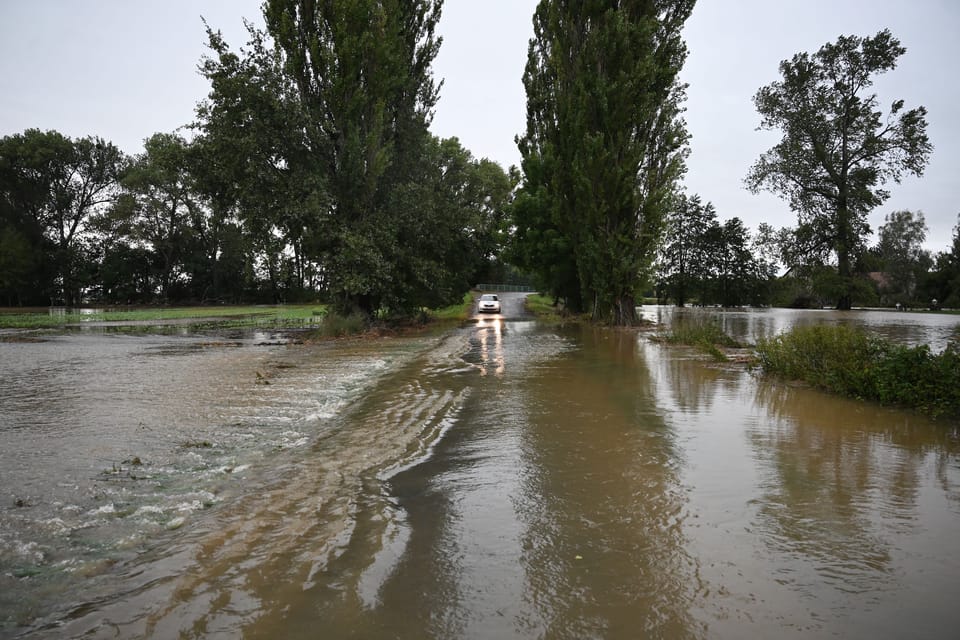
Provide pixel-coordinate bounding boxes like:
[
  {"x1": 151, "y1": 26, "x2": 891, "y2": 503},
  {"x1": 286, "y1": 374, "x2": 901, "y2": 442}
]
[
  {"x1": 755, "y1": 324, "x2": 960, "y2": 419},
  {"x1": 659, "y1": 318, "x2": 743, "y2": 362}
]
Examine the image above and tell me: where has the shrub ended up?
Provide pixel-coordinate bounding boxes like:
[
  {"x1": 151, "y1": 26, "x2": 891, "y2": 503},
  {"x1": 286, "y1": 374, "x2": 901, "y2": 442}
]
[
  {"x1": 756, "y1": 325, "x2": 960, "y2": 419},
  {"x1": 317, "y1": 311, "x2": 368, "y2": 337},
  {"x1": 662, "y1": 318, "x2": 742, "y2": 361}
]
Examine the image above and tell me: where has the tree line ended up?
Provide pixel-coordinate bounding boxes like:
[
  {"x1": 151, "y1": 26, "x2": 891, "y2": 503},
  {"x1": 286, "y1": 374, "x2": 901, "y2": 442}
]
[
  {"x1": 655, "y1": 195, "x2": 960, "y2": 309},
  {"x1": 1, "y1": 1, "x2": 513, "y2": 314},
  {"x1": 2, "y1": 2, "x2": 956, "y2": 321}
]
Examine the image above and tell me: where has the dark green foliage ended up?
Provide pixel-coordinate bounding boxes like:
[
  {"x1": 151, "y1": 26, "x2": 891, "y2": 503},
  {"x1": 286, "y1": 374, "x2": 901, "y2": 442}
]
[
  {"x1": 658, "y1": 193, "x2": 716, "y2": 307},
  {"x1": 873, "y1": 209, "x2": 930, "y2": 305},
  {"x1": 507, "y1": 185, "x2": 581, "y2": 309},
  {"x1": 746, "y1": 29, "x2": 932, "y2": 310},
  {"x1": 756, "y1": 325, "x2": 960, "y2": 419},
  {"x1": 0, "y1": 224, "x2": 39, "y2": 305},
  {"x1": 316, "y1": 311, "x2": 369, "y2": 337},
  {"x1": 657, "y1": 195, "x2": 778, "y2": 306},
  {"x1": 0, "y1": 129, "x2": 127, "y2": 305},
  {"x1": 195, "y1": 22, "x2": 326, "y2": 304},
  {"x1": 514, "y1": 0, "x2": 694, "y2": 325},
  {"x1": 264, "y1": 0, "x2": 446, "y2": 317},
  {"x1": 915, "y1": 214, "x2": 959, "y2": 309}
]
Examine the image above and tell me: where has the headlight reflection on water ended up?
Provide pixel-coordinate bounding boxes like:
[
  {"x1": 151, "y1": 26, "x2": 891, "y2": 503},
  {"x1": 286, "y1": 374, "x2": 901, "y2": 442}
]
[{"x1": 476, "y1": 317, "x2": 505, "y2": 377}]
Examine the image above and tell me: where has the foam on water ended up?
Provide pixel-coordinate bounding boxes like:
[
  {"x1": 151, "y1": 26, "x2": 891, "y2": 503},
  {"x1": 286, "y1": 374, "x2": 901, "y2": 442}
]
[{"x1": 0, "y1": 328, "x2": 441, "y2": 634}]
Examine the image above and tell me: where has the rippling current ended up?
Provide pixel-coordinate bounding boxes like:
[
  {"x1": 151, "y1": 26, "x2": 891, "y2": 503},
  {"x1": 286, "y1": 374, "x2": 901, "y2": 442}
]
[{"x1": 2, "y1": 300, "x2": 959, "y2": 639}]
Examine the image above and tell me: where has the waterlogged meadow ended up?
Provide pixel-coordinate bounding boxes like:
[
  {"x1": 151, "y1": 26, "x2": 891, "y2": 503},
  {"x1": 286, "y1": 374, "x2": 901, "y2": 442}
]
[{"x1": 0, "y1": 305, "x2": 328, "y2": 331}]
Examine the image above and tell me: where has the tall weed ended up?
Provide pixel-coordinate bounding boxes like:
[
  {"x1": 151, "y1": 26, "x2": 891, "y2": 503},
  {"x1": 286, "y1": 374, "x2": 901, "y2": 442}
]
[{"x1": 663, "y1": 319, "x2": 742, "y2": 362}]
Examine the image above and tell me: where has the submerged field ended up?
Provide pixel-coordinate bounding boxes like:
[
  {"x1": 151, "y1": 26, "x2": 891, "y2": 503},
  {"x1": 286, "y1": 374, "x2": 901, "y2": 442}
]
[{"x1": 0, "y1": 305, "x2": 329, "y2": 331}]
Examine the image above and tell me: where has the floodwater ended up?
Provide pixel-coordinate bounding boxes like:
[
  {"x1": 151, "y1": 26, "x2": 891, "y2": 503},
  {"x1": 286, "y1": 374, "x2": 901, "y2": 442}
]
[{"x1": 1, "y1": 300, "x2": 958, "y2": 638}]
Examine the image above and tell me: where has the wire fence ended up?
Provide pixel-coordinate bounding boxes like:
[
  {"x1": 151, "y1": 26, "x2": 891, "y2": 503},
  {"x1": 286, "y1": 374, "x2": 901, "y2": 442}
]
[{"x1": 474, "y1": 283, "x2": 538, "y2": 293}]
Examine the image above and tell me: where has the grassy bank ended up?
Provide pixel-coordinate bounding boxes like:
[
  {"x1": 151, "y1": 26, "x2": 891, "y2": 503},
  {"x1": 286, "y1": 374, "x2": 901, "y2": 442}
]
[
  {"x1": 307, "y1": 292, "x2": 477, "y2": 339},
  {"x1": 427, "y1": 291, "x2": 476, "y2": 322},
  {"x1": 755, "y1": 325, "x2": 960, "y2": 419},
  {"x1": 523, "y1": 294, "x2": 589, "y2": 324}
]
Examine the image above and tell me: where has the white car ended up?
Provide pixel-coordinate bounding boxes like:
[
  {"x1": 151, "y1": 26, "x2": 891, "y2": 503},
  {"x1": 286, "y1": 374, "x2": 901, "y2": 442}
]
[{"x1": 477, "y1": 293, "x2": 501, "y2": 314}]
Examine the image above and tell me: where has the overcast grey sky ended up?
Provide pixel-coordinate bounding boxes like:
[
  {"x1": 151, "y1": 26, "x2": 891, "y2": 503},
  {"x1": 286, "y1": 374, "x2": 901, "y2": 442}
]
[{"x1": 2, "y1": 1, "x2": 957, "y2": 251}]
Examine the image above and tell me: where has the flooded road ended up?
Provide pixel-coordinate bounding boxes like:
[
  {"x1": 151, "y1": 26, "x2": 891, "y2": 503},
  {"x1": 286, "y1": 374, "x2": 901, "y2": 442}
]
[{"x1": 2, "y1": 299, "x2": 959, "y2": 638}]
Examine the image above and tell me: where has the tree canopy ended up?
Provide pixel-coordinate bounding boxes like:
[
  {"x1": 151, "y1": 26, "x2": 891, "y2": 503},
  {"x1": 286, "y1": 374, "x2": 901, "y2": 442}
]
[
  {"x1": 263, "y1": 0, "x2": 447, "y2": 316},
  {"x1": 4, "y1": 10, "x2": 958, "y2": 315},
  {"x1": 746, "y1": 29, "x2": 932, "y2": 310},
  {"x1": 513, "y1": 0, "x2": 694, "y2": 325}
]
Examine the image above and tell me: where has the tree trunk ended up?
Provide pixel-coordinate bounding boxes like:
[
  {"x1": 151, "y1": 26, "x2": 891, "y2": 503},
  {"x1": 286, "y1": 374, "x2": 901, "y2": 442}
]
[{"x1": 836, "y1": 247, "x2": 853, "y2": 310}]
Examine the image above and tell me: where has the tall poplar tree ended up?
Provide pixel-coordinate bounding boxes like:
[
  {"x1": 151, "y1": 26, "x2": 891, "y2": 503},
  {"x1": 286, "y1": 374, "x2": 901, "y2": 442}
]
[
  {"x1": 263, "y1": 0, "x2": 443, "y2": 316},
  {"x1": 516, "y1": 0, "x2": 694, "y2": 324}
]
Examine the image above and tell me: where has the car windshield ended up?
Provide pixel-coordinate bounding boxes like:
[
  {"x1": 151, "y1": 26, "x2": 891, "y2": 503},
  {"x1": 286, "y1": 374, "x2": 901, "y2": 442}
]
[{"x1": 480, "y1": 294, "x2": 498, "y2": 301}]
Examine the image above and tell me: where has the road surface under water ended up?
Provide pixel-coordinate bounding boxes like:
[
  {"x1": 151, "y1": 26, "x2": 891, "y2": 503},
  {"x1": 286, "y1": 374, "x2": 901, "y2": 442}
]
[{"x1": 1, "y1": 297, "x2": 959, "y2": 638}]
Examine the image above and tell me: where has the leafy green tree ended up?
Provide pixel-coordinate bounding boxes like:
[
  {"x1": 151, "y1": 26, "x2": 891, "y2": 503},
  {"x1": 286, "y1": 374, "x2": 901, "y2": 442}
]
[
  {"x1": 507, "y1": 161, "x2": 581, "y2": 309},
  {"x1": 263, "y1": 0, "x2": 444, "y2": 316},
  {"x1": 0, "y1": 224, "x2": 38, "y2": 305},
  {"x1": 746, "y1": 29, "x2": 932, "y2": 310},
  {"x1": 659, "y1": 206, "x2": 774, "y2": 307},
  {"x1": 106, "y1": 133, "x2": 200, "y2": 301},
  {"x1": 0, "y1": 129, "x2": 127, "y2": 305},
  {"x1": 658, "y1": 193, "x2": 717, "y2": 306},
  {"x1": 921, "y1": 214, "x2": 960, "y2": 309},
  {"x1": 195, "y1": 22, "x2": 324, "y2": 303},
  {"x1": 876, "y1": 209, "x2": 928, "y2": 304},
  {"x1": 700, "y1": 217, "x2": 767, "y2": 306},
  {"x1": 418, "y1": 138, "x2": 514, "y2": 299},
  {"x1": 516, "y1": 0, "x2": 694, "y2": 324},
  {"x1": 94, "y1": 242, "x2": 156, "y2": 303}
]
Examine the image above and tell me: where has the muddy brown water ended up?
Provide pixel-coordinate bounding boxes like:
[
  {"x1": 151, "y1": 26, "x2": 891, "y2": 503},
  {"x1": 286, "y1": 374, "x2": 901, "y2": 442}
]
[{"x1": 1, "y1": 298, "x2": 958, "y2": 638}]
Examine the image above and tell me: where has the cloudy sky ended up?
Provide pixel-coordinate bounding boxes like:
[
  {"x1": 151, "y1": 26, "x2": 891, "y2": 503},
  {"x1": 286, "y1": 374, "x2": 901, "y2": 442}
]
[{"x1": 2, "y1": 1, "x2": 957, "y2": 251}]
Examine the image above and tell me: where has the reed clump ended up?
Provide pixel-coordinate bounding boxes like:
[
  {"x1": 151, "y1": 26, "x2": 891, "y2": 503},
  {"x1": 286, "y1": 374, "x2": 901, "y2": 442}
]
[
  {"x1": 755, "y1": 324, "x2": 960, "y2": 419},
  {"x1": 662, "y1": 319, "x2": 742, "y2": 362}
]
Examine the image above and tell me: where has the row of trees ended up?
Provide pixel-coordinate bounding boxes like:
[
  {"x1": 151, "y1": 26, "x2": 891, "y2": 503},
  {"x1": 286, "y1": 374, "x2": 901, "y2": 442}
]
[
  {"x1": 2, "y1": 3, "x2": 955, "y2": 321},
  {"x1": 654, "y1": 194, "x2": 960, "y2": 309},
  {"x1": 1, "y1": 1, "x2": 514, "y2": 312},
  {"x1": 509, "y1": 20, "x2": 944, "y2": 318},
  {"x1": 656, "y1": 193, "x2": 776, "y2": 307},
  {"x1": 509, "y1": 0, "x2": 696, "y2": 324}
]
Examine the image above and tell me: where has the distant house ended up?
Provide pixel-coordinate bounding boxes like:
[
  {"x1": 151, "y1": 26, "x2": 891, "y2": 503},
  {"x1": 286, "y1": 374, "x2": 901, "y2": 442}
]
[{"x1": 867, "y1": 272, "x2": 890, "y2": 291}]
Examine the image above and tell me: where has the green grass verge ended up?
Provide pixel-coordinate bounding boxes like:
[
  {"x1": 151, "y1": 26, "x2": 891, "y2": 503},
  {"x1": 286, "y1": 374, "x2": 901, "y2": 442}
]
[
  {"x1": 0, "y1": 305, "x2": 327, "y2": 330},
  {"x1": 524, "y1": 293, "x2": 584, "y2": 324},
  {"x1": 755, "y1": 324, "x2": 960, "y2": 419},
  {"x1": 427, "y1": 291, "x2": 476, "y2": 322}
]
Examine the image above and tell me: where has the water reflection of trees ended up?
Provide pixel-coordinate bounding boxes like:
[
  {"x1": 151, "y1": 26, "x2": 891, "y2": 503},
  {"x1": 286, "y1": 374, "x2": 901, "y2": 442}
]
[
  {"x1": 642, "y1": 338, "x2": 746, "y2": 415},
  {"x1": 515, "y1": 328, "x2": 706, "y2": 639},
  {"x1": 749, "y1": 380, "x2": 960, "y2": 593}
]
